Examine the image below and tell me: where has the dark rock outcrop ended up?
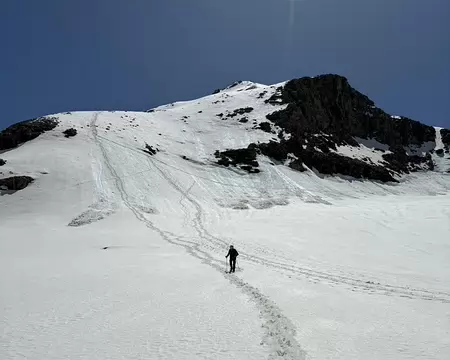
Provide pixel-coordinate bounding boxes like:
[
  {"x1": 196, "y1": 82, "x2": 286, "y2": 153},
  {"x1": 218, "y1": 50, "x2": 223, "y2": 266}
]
[
  {"x1": 214, "y1": 144, "x2": 259, "y2": 173},
  {"x1": 228, "y1": 107, "x2": 254, "y2": 118},
  {"x1": 288, "y1": 159, "x2": 307, "y2": 172},
  {"x1": 214, "y1": 138, "x2": 396, "y2": 180},
  {"x1": 381, "y1": 149, "x2": 434, "y2": 173},
  {"x1": 63, "y1": 128, "x2": 77, "y2": 138},
  {"x1": 215, "y1": 75, "x2": 445, "y2": 182},
  {"x1": 143, "y1": 143, "x2": 159, "y2": 155},
  {"x1": 0, "y1": 159, "x2": 6, "y2": 166},
  {"x1": 302, "y1": 150, "x2": 396, "y2": 182},
  {"x1": 258, "y1": 122, "x2": 273, "y2": 133},
  {"x1": 0, "y1": 117, "x2": 59, "y2": 151},
  {"x1": 264, "y1": 87, "x2": 283, "y2": 105},
  {"x1": 0, "y1": 176, "x2": 34, "y2": 191},
  {"x1": 258, "y1": 74, "x2": 438, "y2": 181},
  {"x1": 258, "y1": 140, "x2": 292, "y2": 162},
  {"x1": 256, "y1": 138, "x2": 396, "y2": 181},
  {"x1": 258, "y1": 91, "x2": 268, "y2": 99},
  {"x1": 266, "y1": 75, "x2": 435, "y2": 148}
]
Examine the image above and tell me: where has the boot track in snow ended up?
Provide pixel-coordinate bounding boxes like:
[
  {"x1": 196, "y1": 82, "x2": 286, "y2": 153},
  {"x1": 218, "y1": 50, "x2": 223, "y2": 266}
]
[
  {"x1": 91, "y1": 113, "x2": 450, "y2": 305},
  {"x1": 90, "y1": 112, "x2": 307, "y2": 360}
]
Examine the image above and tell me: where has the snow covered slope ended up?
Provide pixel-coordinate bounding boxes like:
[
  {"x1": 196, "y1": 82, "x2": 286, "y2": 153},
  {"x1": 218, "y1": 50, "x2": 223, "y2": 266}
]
[
  {"x1": 432, "y1": 127, "x2": 450, "y2": 173},
  {"x1": 1, "y1": 77, "x2": 450, "y2": 360}
]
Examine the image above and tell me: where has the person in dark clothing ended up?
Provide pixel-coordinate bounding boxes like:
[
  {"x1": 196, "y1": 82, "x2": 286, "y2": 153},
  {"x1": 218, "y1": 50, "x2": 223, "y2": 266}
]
[{"x1": 225, "y1": 245, "x2": 239, "y2": 273}]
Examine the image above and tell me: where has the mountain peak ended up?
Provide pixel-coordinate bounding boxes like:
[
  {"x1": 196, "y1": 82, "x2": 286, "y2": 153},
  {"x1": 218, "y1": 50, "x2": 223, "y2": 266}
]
[{"x1": 1, "y1": 74, "x2": 449, "y2": 197}]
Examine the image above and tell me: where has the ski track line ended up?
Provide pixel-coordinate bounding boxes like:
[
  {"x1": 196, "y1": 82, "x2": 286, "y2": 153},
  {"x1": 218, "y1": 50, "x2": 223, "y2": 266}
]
[
  {"x1": 93, "y1": 121, "x2": 450, "y2": 305},
  {"x1": 144, "y1": 151, "x2": 450, "y2": 304},
  {"x1": 142, "y1": 152, "x2": 306, "y2": 359},
  {"x1": 91, "y1": 112, "x2": 307, "y2": 360}
]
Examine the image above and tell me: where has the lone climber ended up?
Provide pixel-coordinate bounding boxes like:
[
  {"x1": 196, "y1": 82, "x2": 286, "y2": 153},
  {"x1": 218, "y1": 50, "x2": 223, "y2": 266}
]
[{"x1": 225, "y1": 245, "x2": 239, "y2": 273}]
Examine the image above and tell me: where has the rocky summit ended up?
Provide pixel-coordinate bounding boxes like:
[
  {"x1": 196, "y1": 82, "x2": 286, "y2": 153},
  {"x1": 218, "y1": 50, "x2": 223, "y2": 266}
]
[{"x1": 210, "y1": 74, "x2": 448, "y2": 182}]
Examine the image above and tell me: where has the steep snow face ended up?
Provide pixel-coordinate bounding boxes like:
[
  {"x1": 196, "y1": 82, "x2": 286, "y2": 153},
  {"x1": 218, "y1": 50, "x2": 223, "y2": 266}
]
[
  {"x1": 435, "y1": 127, "x2": 445, "y2": 150},
  {"x1": 1, "y1": 82, "x2": 450, "y2": 360},
  {"x1": 431, "y1": 127, "x2": 450, "y2": 173}
]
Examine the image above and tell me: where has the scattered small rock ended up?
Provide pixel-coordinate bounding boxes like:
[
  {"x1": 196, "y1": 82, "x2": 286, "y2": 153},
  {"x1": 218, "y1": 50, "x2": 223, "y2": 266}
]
[
  {"x1": 240, "y1": 165, "x2": 260, "y2": 173},
  {"x1": 229, "y1": 107, "x2": 254, "y2": 118},
  {"x1": 0, "y1": 176, "x2": 34, "y2": 191},
  {"x1": 258, "y1": 91, "x2": 268, "y2": 99},
  {"x1": 63, "y1": 128, "x2": 77, "y2": 138},
  {"x1": 143, "y1": 143, "x2": 159, "y2": 155}
]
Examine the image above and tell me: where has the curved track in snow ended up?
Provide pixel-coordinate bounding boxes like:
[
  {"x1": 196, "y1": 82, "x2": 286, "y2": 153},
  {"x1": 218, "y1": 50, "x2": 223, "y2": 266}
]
[
  {"x1": 147, "y1": 153, "x2": 450, "y2": 304},
  {"x1": 92, "y1": 114, "x2": 450, "y2": 305},
  {"x1": 90, "y1": 112, "x2": 307, "y2": 360}
]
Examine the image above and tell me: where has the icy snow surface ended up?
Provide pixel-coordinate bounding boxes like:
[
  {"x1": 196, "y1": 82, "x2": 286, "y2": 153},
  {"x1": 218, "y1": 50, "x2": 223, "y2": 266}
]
[
  {"x1": 431, "y1": 127, "x2": 450, "y2": 174},
  {"x1": 1, "y1": 84, "x2": 450, "y2": 360}
]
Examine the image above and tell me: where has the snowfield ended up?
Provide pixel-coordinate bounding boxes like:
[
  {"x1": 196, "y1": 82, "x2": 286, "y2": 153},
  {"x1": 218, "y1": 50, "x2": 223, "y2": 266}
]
[{"x1": 1, "y1": 82, "x2": 450, "y2": 360}]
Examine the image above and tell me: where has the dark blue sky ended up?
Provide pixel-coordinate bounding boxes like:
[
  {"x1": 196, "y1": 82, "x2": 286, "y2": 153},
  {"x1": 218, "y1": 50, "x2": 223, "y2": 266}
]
[{"x1": 1, "y1": 0, "x2": 449, "y2": 130}]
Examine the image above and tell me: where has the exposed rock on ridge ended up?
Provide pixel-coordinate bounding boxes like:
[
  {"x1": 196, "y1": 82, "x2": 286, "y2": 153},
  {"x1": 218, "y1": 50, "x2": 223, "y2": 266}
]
[
  {"x1": 0, "y1": 176, "x2": 34, "y2": 192},
  {"x1": 266, "y1": 75, "x2": 435, "y2": 147},
  {"x1": 214, "y1": 74, "x2": 439, "y2": 182},
  {"x1": 0, "y1": 117, "x2": 59, "y2": 151}
]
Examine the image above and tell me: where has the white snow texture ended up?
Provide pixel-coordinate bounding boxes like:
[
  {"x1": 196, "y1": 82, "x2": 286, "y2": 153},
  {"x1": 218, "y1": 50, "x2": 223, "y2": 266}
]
[{"x1": 1, "y1": 81, "x2": 450, "y2": 360}]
